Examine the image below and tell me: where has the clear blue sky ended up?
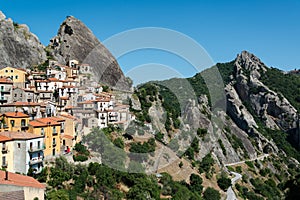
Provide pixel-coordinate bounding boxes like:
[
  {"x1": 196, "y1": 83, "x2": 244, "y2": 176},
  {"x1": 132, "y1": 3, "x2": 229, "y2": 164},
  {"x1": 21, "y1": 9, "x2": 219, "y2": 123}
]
[{"x1": 1, "y1": 0, "x2": 299, "y2": 82}]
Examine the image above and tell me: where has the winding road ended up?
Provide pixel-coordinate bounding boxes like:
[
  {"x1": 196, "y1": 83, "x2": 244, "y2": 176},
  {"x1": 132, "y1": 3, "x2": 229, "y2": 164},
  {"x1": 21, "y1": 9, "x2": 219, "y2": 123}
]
[{"x1": 225, "y1": 154, "x2": 269, "y2": 200}]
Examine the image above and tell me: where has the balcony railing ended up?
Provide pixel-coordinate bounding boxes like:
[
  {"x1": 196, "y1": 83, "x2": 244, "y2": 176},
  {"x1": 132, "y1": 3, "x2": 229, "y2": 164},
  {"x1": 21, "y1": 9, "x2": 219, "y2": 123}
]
[
  {"x1": 1, "y1": 161, "x2": 8, "y2": 168},
  {"x1": 28, "y1": 146, "x2": 44, "y2": 153},
  {"x1": 29, "y1": 157, "x2": 43, "y2": 165}
]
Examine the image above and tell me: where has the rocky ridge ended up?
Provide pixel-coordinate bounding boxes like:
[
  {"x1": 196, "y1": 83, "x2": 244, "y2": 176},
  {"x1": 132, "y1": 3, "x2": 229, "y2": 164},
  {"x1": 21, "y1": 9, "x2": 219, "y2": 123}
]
[
  {"x1": 48, "y1": 16, "x2": 130, "y2": 90},
  {"x1": 0, "y1": 11, "x2": 47, "y2": 68}
]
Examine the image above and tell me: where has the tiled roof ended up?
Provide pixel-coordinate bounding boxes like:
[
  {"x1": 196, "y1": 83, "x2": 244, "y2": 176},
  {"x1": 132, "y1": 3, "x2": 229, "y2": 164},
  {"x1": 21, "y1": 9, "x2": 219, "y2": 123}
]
[
  {"x1": 0, "y1": 190, "x2": 25, "y2": 200},
  {"x1": 0, "y1": 77, "x2": 13, "y2": 84},
  {"x1": 62, "y1": 134, "x2": 74, "y2": 140},
  {"x1": 29, "y1": 117, "x2": 63, "y2": 127},
  {"x1": 1, "y1": 102, "x2": 40, "y2": 107},
  {"x1": 60, "y1": 113, "x2": 77, "y2": 120},
  {"x1": 36, "y1": 118, "x2": 61, "y2": 126},
  {"x1": 4, "y1": 112, "x2": 29, "y2": 118},
  {"x1": 0, "y1": 132, "x2": 44, "y2": 140},
  {"x1": 29, "y1": 121, "x2": 46, "y2": 127},
  {"x1": 0, "y1": 170, "x2": 45, "y2": 189},
  {"x1": 60, "y1": 96, "x2": 69, "y2": 100},
  {"x1": 0, "y1": 135, "x2": 12, "y2": 142},
  {"x1": 47, "y1": 116, "x2": 65, "y2": 122}
]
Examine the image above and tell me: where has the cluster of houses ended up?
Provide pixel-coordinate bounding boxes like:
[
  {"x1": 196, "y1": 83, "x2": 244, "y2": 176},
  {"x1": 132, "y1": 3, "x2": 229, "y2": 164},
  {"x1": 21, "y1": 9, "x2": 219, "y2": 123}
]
[{"x1": 0, "y1": 59, "x2": 133, "y2": 199}]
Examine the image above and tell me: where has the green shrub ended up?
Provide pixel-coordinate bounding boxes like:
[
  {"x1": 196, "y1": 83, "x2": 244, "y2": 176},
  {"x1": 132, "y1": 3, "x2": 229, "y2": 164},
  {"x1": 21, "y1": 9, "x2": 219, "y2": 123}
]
[{"x1": 73, "y1": 155, "x2": 88, "y2": 162}]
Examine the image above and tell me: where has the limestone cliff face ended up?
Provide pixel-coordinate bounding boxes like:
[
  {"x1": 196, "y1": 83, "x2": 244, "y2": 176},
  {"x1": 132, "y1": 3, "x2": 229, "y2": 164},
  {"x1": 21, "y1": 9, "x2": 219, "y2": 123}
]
[
  {"x1": 136, "y1": 51, "x2": 299, "y2": 165},
  {"x1": 232, "y1": 51, "x2": 298, "y2": 131},
  {"x1": 0, "y1": 11, "x2": 47, "y2": 68},
  {"x1": 48, "y1": 16, "x2": 130, "y2": 90}
]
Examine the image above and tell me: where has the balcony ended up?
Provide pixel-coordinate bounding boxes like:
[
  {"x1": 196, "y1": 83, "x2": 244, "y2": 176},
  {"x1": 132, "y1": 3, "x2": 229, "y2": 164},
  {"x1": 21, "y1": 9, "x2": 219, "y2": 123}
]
[
  {"x1": 2, "y1": 147, "x2": 8, "y2": 154},
  {"x1": 29, "y1": 157, "x2": 43, "y2": 165},
  {"x1": 28, "y1": 146, "x2": 44, "y2": 153},
  {"x1": 1, "y1": 162, "x2": 8, "y2": 168}
]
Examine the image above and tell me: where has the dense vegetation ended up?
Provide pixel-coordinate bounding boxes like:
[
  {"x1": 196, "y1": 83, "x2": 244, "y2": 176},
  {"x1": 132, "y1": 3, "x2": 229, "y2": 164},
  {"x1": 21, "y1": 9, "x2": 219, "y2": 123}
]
[
  {"x1": 260, "y1": 67, "x2": 300, "y2": 111},
  {"x1": 34, "y1": 156, "x2": 222, "y2": 200}
]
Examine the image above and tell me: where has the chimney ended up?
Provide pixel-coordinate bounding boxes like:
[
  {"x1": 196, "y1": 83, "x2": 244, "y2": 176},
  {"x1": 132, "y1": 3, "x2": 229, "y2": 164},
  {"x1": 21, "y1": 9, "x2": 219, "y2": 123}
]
[{"x1": 5, "y1": 171, "x2": 8, "y2": 180}]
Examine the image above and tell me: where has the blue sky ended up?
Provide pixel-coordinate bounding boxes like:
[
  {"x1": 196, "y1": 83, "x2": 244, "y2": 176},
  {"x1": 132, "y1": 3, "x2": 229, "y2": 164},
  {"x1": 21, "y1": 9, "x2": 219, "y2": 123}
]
[{"x1": 0, "y1": 0, "x2": 299, "y2": 83}]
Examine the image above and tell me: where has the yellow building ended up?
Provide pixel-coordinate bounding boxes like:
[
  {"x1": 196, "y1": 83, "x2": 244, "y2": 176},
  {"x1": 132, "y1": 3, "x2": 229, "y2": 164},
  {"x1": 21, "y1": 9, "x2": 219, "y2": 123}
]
[
  {"x1": 29, "y1": 118, "x2": 62, "y2": 158},
  {"x1": 0, "y1": 135, "x2": 14, "y2": 172},
  {"x1": 0, "y1": 67, "x2": 27, "y2": 88},
  {"x1": 59, "y1": 113, "x2": 79, "y2": 152},
  {"x1": 0, "y1": 112, "x2": 29, "y2": 132}
]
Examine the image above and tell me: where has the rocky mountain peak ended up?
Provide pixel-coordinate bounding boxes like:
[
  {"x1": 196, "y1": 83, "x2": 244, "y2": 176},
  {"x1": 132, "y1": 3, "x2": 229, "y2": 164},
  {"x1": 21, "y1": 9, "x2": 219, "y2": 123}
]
[
  {"x1": 235, "y1": 51, "x2": 267, "y2": 79},
  {"x1": 0, "y1": 10, "x2": 47, "y2": 69},
  {"x1": 0, "y1": 11, "x2": 6, "y2": 20},
  {"x1": 48, "y1": 16, "x2": 130, "y2": 90}
]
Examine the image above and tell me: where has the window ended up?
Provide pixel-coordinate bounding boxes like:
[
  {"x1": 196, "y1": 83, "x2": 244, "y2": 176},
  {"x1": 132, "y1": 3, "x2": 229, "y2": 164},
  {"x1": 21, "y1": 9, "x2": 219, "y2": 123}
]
[
  {"x1": 41, "y1": 128, "x2": 44, "y2": 135},
  {"x1": 10, "y1": 120, "x2": 15, "y2": 127},
  {"x1": 5, "y1": 70, "x2": 8, "y2": 73},
  {"x1": 52, "y1": 138, "x2": 56, "y2": 145},
  {"x1": 2, "y1": 156, "x2": 6, "y2": 166},
  {"x1": 53, "y1": 126, "x2": 56, "y2": 133},
  {"x1": 15, "y1": 75, "x2": 18, "y2": 79},
  {"x1": 18, "y1": 143, "x2": 21, "y2": 148},
  {"x1": 21, "y1": 119, "x2": 26, "y2": 127},
  {"x1": 38, "y1": 141, "x2": 41, "y2": 149},
  {"x1": 0, "y1": 86, "x2": 3, "y2": 90},
  {"x1": 14, "y1": 94, "x2": 17, "y2": 97},
  {"x1": 10, "y1": 70, "x2": 13, "y2": 73}
]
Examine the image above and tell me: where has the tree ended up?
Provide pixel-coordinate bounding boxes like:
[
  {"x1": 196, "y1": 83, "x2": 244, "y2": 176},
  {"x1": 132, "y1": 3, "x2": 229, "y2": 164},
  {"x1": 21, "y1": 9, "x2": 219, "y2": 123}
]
[
  {"x1": 203, "y1": 187, "x2": 220, "y2": 200},
  {"x1": 217, "y1": 176, "x2": 231, "y2": 191},
  {"x1": 47, "y1": 190, "x2": 69, "y2": 200},
  {"x1": 189, "y1": 173, "x2": 203, "y2": 194}
]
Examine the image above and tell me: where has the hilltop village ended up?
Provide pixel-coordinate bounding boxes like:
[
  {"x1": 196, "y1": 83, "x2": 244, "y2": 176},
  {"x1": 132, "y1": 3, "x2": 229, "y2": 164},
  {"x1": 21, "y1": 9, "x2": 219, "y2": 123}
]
[{"x1": 0, "y1": 59, "x2": 133, "y2": 179}]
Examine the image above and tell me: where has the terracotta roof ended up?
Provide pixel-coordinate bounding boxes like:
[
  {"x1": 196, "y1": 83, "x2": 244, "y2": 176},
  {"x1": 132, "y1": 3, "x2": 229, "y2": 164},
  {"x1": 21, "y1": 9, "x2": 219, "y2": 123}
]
[
  {"x1": 0, "y1": 170, "x2": 45, "y2": 189},
  {"x1": 0, "y1": 132, "x2": 43, "y2": 140},
  {"x1": 29, "y1": 121, "x2": 46, "y2": 127},
  {"x1": 0, "y1": 77, "x2": 13, "y2": 84},
  {"x1": 35, "y1": 118, "x2": 61, "y2": 126},
  {"x1": 62, "y1": 134, "x2": 74, "y2": 140},
  {"x1": 78, "y1": 100, "x2": 94, "y2": 104},
  {"x1": 0, "y1": 135, "x2": 12, "y2": 142},
  {"x1": 47, "y1": 116, "x2": 65, "y2": 122},
  {"x1": 0, "y1": 190, "x2": 25, "y2": 200},
  {"x1": 4, "y1": 112, "x2": 29, "y2": 118},
  {"x1": 60, "y1": 113, "x2": 77, "y2": 120},
  {"x1": 29, "y1": 117, "x2": 63, "y2": 127},
  {"x1": 0, "y1": 102, "x2": 40, "y2": 107},
  {"x1": 48, "y1": 77, "x2": 59, "y2": 82},
  {"x1": 60, "y1": 96, "x2": 69, "y2": 100}
]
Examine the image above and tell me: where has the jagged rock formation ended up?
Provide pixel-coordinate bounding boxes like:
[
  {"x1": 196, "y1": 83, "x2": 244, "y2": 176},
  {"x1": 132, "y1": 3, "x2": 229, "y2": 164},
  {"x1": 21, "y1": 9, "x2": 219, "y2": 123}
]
[
  {"x1": 231, "y1": 51, "x2": 298, "y2": 131},
  {"x1": 48, "y1": 16, "x2": 130, "y2": 90},
  {"x1": 135, "y1": 50, "x2": 299, "y2": 166},
  {"x1": 0, "y1": 11, "x2": 47, "y2": 68}
]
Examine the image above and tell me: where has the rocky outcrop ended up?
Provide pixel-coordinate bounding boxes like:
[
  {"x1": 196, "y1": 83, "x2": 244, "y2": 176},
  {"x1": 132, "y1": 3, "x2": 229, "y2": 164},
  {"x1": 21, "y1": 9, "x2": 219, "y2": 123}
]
[
  {"x1": 0, "y1": 11, "x2": 46, "y2": 68},
  {"x1": 233, "y1": 51, "x2": 298, "y2": 130},
  {"x1": 48, "y1": 16, "x2": 130, "y2": 90}
]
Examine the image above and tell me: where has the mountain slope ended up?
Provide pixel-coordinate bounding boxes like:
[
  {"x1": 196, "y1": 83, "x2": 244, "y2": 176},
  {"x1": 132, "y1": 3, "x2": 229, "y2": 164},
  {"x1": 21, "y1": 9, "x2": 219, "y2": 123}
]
[
  {"x1": 0, "y1": 11, "x2": 46, "y2": 68},
  {"x1": 48, "y1": 16, "x2": 130, "y2": 90}
]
